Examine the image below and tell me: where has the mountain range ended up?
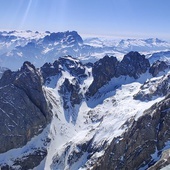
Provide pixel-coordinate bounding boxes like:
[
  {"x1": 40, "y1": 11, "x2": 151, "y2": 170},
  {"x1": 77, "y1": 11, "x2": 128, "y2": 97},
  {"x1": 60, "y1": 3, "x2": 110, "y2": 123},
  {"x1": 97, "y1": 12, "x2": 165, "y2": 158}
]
[
  {"x1": 0, "y1": 31, "x2": 170, "y2": 170},
  {"x1": 0, "y1": 30, "x2": 170, "y2": 71}
]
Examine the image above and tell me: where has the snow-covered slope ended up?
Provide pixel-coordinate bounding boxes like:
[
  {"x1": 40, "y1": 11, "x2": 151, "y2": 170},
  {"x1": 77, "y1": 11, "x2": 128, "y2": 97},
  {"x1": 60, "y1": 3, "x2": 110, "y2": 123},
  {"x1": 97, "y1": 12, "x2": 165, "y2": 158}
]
[
  {"x1": 115, "y1": 38, "x2": 170, "y2": 52},
  {"x1": 0, "y1": 31, "x2": 170, "y2": 169},
  {"x1": 42, "y1": 78, "x2": 164, "y2": 170},
  {"x1": 84, "y1": 37, "x2": 170, "y2": 61},
  {"x1": 147, "y1": 50, "x2": 170, "y2": 64},
  {"x1": 0, "y1": 52, "x2": 169, "y2": 169},
  {"x1": 0, "y1": 30, "x2": 48, "y2": 54}
]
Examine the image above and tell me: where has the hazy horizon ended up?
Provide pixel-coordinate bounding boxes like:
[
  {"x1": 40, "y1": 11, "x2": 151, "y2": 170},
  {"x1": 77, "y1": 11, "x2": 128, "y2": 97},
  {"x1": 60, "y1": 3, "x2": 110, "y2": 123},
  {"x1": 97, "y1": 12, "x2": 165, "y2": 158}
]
[{"x1": 0, "y1": 0, "x2": 170, "y2": 40}]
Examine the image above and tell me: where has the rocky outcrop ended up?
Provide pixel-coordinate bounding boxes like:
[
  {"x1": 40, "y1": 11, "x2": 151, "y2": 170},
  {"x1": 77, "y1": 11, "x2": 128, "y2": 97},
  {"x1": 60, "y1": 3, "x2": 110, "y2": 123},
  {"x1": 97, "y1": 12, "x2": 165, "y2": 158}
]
[
  {"x1": 87, "y1": 51, "x2": 150, "y2": 97},
  {"x1": 134, "y1": 73, "x2": 170, "y2": 101},
  {"x1": 58, "y1": 56, "x2": 87, "y2": 80},
  {"x1": 58, "y1": 78, "x2": 83, "y2": 109},
  {"x1": 87, "y1": 55, "x2": 119, "y2": 96},
  {"x1": 41, "y1": 56, "x2": 88, "y2": 111},
  {"x1": 0, "y1": 61, "x2": 51, "y2": 153},
  {"x1": 149, "y1": 60, "x2": 168, "y2": 77},
  {"x1": 92, "y1": 94, "x2": 170, "y2": 170},
  {"x1": 41, "y1": 60, "x2": 60, "y2": 83},
  {"x1": 148, "y1": 149, "x2": 170, "y2": 170},
  {"x1": 0, "y1": 66, "x2": 8, "y2": 78},
  {"x1": 52, "y1": 135, "x2": 95, "y2": 169},
  {"x1": 1, "y1": 149, "x2": 47, "y2": 170},
  {"x1": 41, "y1": 56, "x2": 87, "y2": 83},
  {"x1": 116, "y1": 51, "x2": 150, "y2": 78}
]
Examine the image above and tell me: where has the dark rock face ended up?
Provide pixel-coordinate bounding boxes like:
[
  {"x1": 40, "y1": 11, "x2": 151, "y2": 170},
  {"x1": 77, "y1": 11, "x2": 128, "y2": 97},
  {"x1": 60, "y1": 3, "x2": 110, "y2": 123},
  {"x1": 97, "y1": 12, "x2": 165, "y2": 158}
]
[
  {"x1": 41, "y1": 60, "x2": 60, "y2": 82},
  {"x1": 116, "y1": 51, "x2": 150, "y2": 78},
  {"x1": 92, "y1": 94, "x2": 170, "y2": 170},
  {"x1": 87, "y1": 51, "x2": 150, "y2": 97},
  {"x1": 58, "y1": 78, "x2": 83, "y2": 109},
  {"x1": 134, "y1": 73, "x2": 170, "y2": 101},
  {"x1": 0, "y1": 61, "x2": 51, "y2": 153},
  {"x1": 14, "y1": 62, "x2": 50, "y2": 118},
  {"x1": 149, "y1": 60, "x2": 168, "y2": 77},
  {"x1": 87, "y1": 55, "x2": 119, "y2": 97}
]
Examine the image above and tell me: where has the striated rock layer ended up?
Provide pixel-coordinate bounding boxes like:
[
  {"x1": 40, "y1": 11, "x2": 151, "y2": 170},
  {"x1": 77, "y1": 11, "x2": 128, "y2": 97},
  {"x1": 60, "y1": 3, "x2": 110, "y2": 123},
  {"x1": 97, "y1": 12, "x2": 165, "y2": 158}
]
[
  {"x1": 0, "y1": 61, "x2": 52, "y2": 153},
  {"x1": 92, "y1": 94, "x2": 170, "y2": 170}
]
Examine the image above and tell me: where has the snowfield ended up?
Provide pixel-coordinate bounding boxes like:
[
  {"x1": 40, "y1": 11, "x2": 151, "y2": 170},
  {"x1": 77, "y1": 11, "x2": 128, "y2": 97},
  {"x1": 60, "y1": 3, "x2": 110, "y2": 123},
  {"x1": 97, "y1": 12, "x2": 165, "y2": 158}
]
[{"x1": 40, "y1": 74, "x2": 165, "y2": 169}]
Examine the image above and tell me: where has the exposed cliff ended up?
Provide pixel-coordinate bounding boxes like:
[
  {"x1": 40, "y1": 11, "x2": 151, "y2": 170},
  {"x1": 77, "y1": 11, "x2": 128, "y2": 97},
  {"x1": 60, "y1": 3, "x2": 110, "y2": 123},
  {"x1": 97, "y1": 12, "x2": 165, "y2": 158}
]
[
  {"x1": 0, "y1": 61, "x2": 52, "y2": 154},
  {"x1": 91, "y1": 94, "x2": 170, "y2": 170},
  {"x1": 87, "y1": 51, "x2": 150, "y2": 97}
]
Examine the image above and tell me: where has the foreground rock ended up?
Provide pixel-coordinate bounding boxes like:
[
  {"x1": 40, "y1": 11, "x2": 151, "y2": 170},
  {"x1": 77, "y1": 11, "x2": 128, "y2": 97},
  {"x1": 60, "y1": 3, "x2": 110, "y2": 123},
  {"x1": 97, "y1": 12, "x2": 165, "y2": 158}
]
[
  {"x1": 0, "y1": 61, "x2": 52, "y2": 153},
  {"x1": 92, "y1": 94, "x2": 170, "y2": 170}
]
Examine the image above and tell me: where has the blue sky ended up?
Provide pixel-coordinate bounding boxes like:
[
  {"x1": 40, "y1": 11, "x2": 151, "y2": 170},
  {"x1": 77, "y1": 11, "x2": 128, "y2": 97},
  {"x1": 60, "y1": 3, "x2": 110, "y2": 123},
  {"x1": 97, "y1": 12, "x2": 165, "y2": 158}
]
[{"x1": 0, "y1": 0, "x2": 170, "y2": 39}]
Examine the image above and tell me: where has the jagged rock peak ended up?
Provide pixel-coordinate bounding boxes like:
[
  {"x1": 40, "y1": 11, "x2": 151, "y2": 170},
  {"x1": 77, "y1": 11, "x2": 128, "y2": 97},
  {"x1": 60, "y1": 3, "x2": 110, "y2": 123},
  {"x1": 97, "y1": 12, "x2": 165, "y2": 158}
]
[
  {"x1": 41, "y1": 55, "x2": 88, "y2": 85},
  {"x1": 149, "y1": 60, "x2": 168, "y2": 77},
  {"x1": 0, "y1": 61, "x2": 51, "y2": 153},
  {"x1": 43, "y1": 31, "x2": 83, "y2": 44},
  {"x1": 58, "y1": 55, "x2": 82, "y2": 67},
  {"x1": 41, "y1": 60, "x2": 60, "y2": 82},
  {"x1": 21, "y1": 61, "x2": 36, "y2": 72},
  {"x1": 58, "y1": 55, "x2": 87, "y2": 78},
  {"x1": 58, "y1": 78, "x2": 83, "y2": 110},
  {"x1": 87, "y1": 55, "x2": 119, "y2": 96},
  {"x1": 116, "y1": 51, "x2": 150, "y2": 78},
  {"x1": 87, "y1": 51, "x2": 150, "y2": 97}
]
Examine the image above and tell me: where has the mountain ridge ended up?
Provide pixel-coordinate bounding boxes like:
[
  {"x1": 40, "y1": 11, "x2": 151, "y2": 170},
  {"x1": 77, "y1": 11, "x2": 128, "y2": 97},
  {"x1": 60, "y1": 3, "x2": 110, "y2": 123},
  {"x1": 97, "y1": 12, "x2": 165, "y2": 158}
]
[
  {"x1": 0, "y1": 30, "x2": 170, "y2": 71},
  {"x1": 0, "y1": 51, "x2": 169, "y2": 169}
]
